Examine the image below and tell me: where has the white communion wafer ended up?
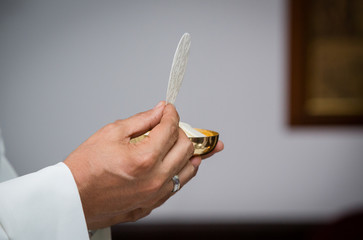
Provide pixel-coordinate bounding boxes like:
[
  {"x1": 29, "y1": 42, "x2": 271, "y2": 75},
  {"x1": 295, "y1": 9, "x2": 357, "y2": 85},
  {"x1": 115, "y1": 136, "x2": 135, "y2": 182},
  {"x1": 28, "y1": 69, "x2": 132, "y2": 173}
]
[
  {"x1": 143, "y1": 122, "x2": 205, "y2": 137},
  {"x1": 166, "y1": 33, "x2": 191, "y2": 104},
  {"x1": 165, "y1": 34, "x2": 205, "y2": 138}
]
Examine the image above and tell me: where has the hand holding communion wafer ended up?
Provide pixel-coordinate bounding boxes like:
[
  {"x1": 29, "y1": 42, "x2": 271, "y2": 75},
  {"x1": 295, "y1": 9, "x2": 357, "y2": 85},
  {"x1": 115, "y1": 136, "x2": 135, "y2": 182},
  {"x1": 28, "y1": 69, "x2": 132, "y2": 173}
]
[{"x1": 64, "y1": 34, "x2": 223, "y2": 230}]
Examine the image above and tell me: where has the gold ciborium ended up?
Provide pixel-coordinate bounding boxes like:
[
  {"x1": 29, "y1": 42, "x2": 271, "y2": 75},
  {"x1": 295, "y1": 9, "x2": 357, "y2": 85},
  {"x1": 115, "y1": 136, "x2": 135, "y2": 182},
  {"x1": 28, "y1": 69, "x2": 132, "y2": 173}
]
[
  {"x1": 130, "y1": 128, "x2": 219, "y2": 156},
  {"x1": 188, "y1": 128, "x2": 219, "y2": 156}
]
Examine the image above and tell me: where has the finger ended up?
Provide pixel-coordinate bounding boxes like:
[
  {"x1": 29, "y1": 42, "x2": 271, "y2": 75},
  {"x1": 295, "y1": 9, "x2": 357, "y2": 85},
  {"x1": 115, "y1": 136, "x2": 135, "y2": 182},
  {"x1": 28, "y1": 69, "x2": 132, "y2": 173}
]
[
  {"x1": 190, "y1": 156, "x2": 202, "y2": 168},
  {"x1": 143, "y1": 104, "x2": 180, "y2": 160},
  {"x1": 150, "y1": 157, "x2": 200, "y2": 209},
  {"x1": 122, "y1": 208, "x2": 152, "y2": 223},
  {"x1": 159, "y1": 160, "x2": 198, "y2": 195},
  {"x1": 160, "y1": 128, "x2": 194, "y2": 176},
  {"x1": 118, "y1": 101, "x2": 165, "y2": 139},
  {"x1": 171, "y1": 161, "x2": 199, "y2": 194},
  {"x1": 201, "y1": 140, "x2": 224, "y2": 160},
  {"x1": 150, "y1": 194, "x2": 170, "y2": 210},
  {"x1": 109, "y1": 208, "x2": 152, "y2": 225}
]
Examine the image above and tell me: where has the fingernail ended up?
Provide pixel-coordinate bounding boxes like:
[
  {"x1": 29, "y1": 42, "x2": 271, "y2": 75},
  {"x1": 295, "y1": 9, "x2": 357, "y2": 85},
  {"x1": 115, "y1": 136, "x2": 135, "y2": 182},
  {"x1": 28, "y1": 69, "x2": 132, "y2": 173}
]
[{"x1": 153, "y1": 101, "x2": 164, "y2": 109}]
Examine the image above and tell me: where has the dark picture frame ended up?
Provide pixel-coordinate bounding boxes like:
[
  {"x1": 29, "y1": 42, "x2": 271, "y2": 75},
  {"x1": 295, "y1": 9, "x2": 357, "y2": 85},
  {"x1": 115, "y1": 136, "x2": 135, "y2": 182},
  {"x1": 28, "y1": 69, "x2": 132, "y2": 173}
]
[{"x1": 288, "y1": 0, "x2": 363, "y2": 126}]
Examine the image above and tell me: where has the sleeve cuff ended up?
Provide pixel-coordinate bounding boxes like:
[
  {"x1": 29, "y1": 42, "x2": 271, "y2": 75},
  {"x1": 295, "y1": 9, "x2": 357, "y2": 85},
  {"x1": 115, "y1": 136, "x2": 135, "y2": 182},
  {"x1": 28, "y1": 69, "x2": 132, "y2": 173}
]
[{"x1": 0, "y1": 162, "x2": 89, "y2": 239}]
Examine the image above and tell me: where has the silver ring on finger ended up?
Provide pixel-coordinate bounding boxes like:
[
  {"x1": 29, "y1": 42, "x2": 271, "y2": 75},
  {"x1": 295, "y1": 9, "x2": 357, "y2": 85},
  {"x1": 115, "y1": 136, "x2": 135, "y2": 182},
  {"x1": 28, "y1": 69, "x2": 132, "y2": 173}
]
[{"x1": 171, "y1": 175, "x2": 181, "y2": 193}]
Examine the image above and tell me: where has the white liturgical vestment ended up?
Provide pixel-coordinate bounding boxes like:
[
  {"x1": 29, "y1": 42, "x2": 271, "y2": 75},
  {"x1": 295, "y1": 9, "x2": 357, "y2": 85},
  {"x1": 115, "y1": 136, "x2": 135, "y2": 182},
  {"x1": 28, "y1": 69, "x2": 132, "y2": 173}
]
[{"x1": 0, "y1": 129, "x2": 111, "y2": 239}]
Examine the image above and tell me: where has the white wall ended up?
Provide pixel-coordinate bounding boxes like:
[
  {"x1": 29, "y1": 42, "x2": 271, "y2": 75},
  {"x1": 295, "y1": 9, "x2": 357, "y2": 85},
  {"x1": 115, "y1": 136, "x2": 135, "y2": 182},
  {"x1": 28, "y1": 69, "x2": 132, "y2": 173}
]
[{"x1": 1, "y1": 0, "x2": 363, "y2": 223}]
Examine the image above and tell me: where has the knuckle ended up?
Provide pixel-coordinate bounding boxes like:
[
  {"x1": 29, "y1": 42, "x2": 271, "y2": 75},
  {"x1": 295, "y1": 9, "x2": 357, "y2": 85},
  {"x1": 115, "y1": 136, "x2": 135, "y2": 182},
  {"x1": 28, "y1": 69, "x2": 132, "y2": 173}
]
[
  {"x1": 167, "y1": 105, "x2": 180, "y2": 124},
  {"x1": 147, "y1": 197, "x2": 160, "y2": 209},
  {"x1": 151, "y1": 176, "x2": 165, "y2": 192},
  {"x1": 188, "y1": 142, "x2": 195, "y2": 156},
  {"x1": 132, "y1": 111, "x2": 146, "y2": 120},
  {"x1": 100, "y1": 123, "x2": 119, "y2": 140},
  {"x1": 169, "y1": 124, "x2": 179, "y2": 143},
  {"x1": 114, "y1": 119, "x2": 124, "y2": 124},
  {"x1": 170, "y1": 123, "x2": 179, "y2": 135},
  {"x1": 144, "y1": 209, "x2": 152, "y2": 218},
  {"x1": 139, "y1": 208, "x2": 152, "y2": 220},
  {"x1": 169, "y1": 105, "x2": 180, "y2": 122},
  {"x1": 113, "y1": 119, "x2": 125, "y2": 128},
  {"x1": 125, "y1": 151, "x2": 157, "y2": 177},
  {"x1": 179, "y1": 131, "x2": 194, "y2": 156},
  {"x1": 136, "y1": 152, "x2": 156, "y2": 170},
  {"x1": 103, "y1": 122, "x2": 117, "y2": 132},
  {"x1": 103, "y1": 120, "x2": 124, "y2": 134},
  {"x1": 159, "y1": 166, "x2": 171, "y2": 179},
  {"x1": 144, "y1": 176, "x2": 164, "y2": 195},
  {"x1": 189, "y1": 164, "x2": 198, "y2": 178},
  {"x1": 129, "y1": 208, "x2": 143, "y2": 222}
]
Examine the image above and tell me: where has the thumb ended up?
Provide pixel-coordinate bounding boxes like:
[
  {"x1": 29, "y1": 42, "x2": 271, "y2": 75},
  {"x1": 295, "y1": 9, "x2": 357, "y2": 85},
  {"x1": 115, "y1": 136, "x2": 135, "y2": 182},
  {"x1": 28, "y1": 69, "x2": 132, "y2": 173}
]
[{"x1": 122, "y1": 101, "x2": 165, "y2": 139}]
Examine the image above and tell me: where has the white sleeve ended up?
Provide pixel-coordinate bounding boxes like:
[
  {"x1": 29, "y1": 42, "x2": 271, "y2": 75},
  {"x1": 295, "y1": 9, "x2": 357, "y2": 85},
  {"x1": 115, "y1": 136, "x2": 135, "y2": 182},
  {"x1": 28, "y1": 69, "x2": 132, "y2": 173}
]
[
  {"x1": 0, "y1": 128, "x2": 111, "y2": 240},
  {"x1": 0, "y1": 162, "x2": 90, "y2": 239}
]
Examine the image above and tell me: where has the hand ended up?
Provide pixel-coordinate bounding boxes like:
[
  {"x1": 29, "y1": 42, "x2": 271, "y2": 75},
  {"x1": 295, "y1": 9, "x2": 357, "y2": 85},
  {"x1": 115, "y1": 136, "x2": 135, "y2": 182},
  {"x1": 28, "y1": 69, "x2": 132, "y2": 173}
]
[{"x1": 64, "y1": 102, "x2": 199, "y2": 229}]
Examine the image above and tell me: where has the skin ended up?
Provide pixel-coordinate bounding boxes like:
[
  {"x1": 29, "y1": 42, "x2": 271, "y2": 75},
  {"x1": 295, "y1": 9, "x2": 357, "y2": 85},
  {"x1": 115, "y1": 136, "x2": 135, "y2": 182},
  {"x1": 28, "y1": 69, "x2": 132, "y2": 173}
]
[{"x1": 64, "y1": 101, "x2": 224, "y2": 230}]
